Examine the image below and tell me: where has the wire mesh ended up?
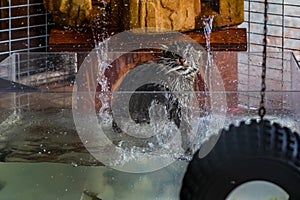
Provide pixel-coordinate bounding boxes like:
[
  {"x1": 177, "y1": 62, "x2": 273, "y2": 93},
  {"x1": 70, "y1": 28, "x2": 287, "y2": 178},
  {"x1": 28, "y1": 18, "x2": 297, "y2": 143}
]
[
  {"x1": 0, "y1": 0, "x2": 51, "y2": 62},
  {"x1": 240, "y1": 0, "x2": 300, "y2": 62},
  {"x1": 237, "y1": 0, "x2": 300, "y2": 112}
]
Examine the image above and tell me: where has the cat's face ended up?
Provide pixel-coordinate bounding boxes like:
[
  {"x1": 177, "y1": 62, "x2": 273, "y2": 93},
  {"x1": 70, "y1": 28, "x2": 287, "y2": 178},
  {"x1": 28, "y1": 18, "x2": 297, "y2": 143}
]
[{"x1": 158, "y1": 42, "x2": 205, "y2": 81}]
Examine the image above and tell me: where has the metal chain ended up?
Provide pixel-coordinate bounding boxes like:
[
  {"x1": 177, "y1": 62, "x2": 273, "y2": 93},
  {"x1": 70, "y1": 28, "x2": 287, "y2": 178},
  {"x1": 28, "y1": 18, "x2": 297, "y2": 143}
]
[{"x1": 258, "y1": 0, "x2": 269, "y2": 121}]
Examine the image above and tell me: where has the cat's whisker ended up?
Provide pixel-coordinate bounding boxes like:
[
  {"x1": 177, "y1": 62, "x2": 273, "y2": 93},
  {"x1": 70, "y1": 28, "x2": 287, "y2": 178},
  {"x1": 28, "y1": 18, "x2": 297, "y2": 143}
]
[{"x1": 167, "y1": 65, "x2": 186, "y2": 73}]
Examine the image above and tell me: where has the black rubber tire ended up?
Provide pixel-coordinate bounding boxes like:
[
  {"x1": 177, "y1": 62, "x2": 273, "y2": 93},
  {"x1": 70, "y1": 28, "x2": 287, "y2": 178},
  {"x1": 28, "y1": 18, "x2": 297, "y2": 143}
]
[{"x1": 180, "y1": 119, "x2": 300, "y2": 200}]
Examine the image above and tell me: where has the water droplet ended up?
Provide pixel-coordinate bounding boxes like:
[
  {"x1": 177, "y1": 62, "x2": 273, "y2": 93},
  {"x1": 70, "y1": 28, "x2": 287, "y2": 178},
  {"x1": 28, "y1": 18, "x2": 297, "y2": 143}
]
[
  {"x1": 148, "y1": 142, "x2": 154, "y2": 148},
  {"x1": 71, "y1": 162, "x2": 78, "y2": 167},
  {"x1": 117, "y1": 141, "x2": 123, "y2": 147}
]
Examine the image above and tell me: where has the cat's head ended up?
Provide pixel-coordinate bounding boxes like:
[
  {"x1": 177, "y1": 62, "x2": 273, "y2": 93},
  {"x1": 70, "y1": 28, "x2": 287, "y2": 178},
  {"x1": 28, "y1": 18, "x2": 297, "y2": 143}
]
[{"x1": 158, "y1": 41, "x2": 206, "y2": 81}]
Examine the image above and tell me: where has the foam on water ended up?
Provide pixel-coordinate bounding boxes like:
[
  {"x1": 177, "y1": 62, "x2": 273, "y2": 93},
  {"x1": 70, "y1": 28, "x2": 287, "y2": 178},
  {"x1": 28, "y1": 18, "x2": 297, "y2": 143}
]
[
  {"x1": 99, "y1": 100, "x2": 185, "y2": 162},
  {"x1": 98, "y1": 106, "x2": 218, "y2": 168}
]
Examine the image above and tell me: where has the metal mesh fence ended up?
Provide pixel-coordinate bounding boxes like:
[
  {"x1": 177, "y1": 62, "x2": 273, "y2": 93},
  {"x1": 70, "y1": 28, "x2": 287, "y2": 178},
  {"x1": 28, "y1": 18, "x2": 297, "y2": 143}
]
[
  {"x1": 238, "y1": 0, "x2": 300, "y2": 111},
  {"x1": 240, "y1": 0, "x2": 300, "y2": 63},
  {"x1": 0, "y1": 0, "x2": 51, "y2": 62}
]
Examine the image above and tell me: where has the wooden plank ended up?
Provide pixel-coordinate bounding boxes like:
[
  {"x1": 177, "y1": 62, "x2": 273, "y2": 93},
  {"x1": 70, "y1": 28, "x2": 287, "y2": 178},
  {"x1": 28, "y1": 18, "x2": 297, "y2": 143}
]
[
  {"x1": 186, "y1": 28, "x2": 247, "y2": 51},
  {"x1": 49, "y1": 28, "x2": 247, "y2": 52},
  {"x1": 49, "y1": 29, "x2": 94, "y2": 52}
]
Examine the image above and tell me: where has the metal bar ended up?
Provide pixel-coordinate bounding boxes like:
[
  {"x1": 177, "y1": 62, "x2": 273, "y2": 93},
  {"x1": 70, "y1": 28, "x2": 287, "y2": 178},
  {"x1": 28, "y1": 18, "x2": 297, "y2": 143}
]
[
  {"x1": 0, "y1": 3, "x2": 44, "y2": 10},
  {"x1": 0, "y1": 45, "x2": 49, "y2": 55},
  {"x1": 245, "y1": 10, "x2": 299, "y2": 18},
  {"x1": 244, "y1": 0, "x2": 300, "y2": 7},
  {"x1": 8, "y1": 1, "x2": 11, "y2": 57},
  {"x1": 27, "y1": 0, "x2": 30, "y2": 54},
  {"x1": 0, "y1": 24, "x2": 49, "y2": 33},
  {"x1": 244, "y1": 20, "x2": 300, "y2": 30},
  {"x1": 0, "y1": 35, "x2": 49, "y2": 44},
  {"x1": 0, "y1": 13, "x2": 48, "y2": 21}
]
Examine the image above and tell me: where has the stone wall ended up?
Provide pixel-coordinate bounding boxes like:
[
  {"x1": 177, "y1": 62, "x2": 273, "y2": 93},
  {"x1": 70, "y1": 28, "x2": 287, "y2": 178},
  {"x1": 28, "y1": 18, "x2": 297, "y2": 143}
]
[
  {"x1": 122, "y1": 0, "x2": 200, "y2": 32},
  {"x1": 44, "y1": 0, "x2": 244, "y2": 31}
]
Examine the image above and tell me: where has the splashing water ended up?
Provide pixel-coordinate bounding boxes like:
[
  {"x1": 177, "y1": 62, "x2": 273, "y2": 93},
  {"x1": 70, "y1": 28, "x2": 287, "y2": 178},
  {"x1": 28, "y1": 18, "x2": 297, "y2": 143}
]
[
  {"x1": 88, "y1": 1, "x2": 183, "y2": 165},
  {"x1": 202, "y1": 16, "x2": 215, "y2": 112},
  {"x1": 87, "y1": 10, "x2": 221, "y2": 167},
  {"x1": 92, "y1": 0, "x2": 109, "y2": 43},
  {"x1": 92, "y1": 0, "x2": 111, "y2": 121},
  {"x1": 203, "y1": 15, "x2": 214, "y2": 69},
  {"x1": 96, "y1": 40, "x2": 111, "y2": 121},
  {"x1": 203, "y1": 15, "x2": 214, "y2": 53}
]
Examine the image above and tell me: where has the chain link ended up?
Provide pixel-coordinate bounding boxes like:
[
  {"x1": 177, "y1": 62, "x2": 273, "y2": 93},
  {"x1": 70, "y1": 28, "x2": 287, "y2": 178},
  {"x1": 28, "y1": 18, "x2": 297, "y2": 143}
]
[{"x1": 258, "y1": 0, "x2": 269, "y2": 121}]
